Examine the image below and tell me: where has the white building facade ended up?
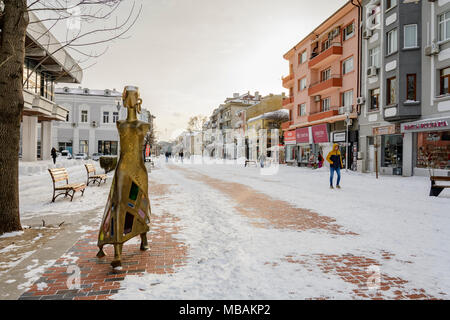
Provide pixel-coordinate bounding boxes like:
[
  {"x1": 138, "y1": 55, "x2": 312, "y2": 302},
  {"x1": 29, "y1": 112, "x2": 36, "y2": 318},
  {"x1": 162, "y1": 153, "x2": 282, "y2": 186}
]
[
  {"x1": 20, "y1": 11, "x2": 82, "y2": 162},
  {"x1": 53, "y1": 87, "x2": 151, "y2": 157}
]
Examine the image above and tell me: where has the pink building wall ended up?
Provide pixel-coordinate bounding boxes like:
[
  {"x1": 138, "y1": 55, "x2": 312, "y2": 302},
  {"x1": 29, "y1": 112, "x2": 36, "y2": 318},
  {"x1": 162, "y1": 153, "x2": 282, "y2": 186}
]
[{"x1": 283, "y1": 2, "x2": 359, "y2": 128}]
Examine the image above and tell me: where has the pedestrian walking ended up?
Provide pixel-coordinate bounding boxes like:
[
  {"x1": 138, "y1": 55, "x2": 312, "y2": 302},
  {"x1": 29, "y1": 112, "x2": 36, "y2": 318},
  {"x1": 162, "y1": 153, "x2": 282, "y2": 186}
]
[
  {"x1": 179, "y1": 151, "x2": 184, "y2": 163},
  {"x1": 326, "y1": 143, "x2": 343, "y2": 189},
  {"x1": 51, "y1": 147, "x2": 57, "y2": 165},
  {"x1": 259, "y1": 153, "x2": 266, "y2": 168},
  {"x1": 165, "y1": 151, "x2": 169, "y2": 163},
  {"x1": 318, "y1": 152, "x2": 324, "y2": 168}
]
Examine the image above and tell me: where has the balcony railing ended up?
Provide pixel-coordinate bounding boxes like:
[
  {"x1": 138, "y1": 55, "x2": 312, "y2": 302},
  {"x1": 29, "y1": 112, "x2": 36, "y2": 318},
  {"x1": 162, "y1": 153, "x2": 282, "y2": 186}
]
[
  {"x1": 309, "y1": 42, "x2": 343, "y2": 69},
  {"x1": 282, "y1": 96, "x2": 294, "y2": 107},
  {"x1": 307, "y1": 105, "x2": 359, "y2": 122},
  {"x1": 282, "y1": 73, "x2": 294, "y2": 89},
  {"x1": 308, "y1": 74, "x2": 342, "y2": 96},
  {"x1": 308, "y1": 108, "x2": 339, "y2": 122}
]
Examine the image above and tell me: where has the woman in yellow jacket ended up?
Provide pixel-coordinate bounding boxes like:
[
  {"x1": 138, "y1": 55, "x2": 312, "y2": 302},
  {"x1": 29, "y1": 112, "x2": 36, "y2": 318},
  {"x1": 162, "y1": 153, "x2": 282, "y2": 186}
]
[{"x1": 326, "y1": 143, "x2": 344, "y2": 189}]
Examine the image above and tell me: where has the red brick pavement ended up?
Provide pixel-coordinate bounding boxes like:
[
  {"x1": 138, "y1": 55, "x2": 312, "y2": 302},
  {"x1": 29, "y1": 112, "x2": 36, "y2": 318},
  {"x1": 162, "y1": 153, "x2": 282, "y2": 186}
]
[{"x1": 19, "y1": 211, "x2": 188, "y2": 300}]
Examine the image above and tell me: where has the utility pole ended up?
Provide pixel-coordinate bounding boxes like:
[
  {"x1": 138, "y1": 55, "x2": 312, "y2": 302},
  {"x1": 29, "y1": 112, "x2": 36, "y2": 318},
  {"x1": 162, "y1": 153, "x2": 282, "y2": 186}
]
[{"x1": 345, "y1": 111, "x2": 350, "y2": 172}]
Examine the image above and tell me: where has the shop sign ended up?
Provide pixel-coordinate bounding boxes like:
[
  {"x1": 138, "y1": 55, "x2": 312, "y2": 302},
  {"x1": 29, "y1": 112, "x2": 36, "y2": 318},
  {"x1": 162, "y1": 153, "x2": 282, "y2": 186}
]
[
  {"x1": 296, "y1": 127, "x2": 310, "y2": 144},
  {"x1": 401, "y1": 118, "x2": 450, "y2": 133},
  {"x1": 312, "y1": 124, "x2": 329, "y2": 143},
  {"x1": 373, "y1": 124, "x2": 400, "y2": 136},
  {"x1": 333, "y1": 132, "x2": 346, "y2": 143},
  {"x1": 284, "y1": 130, "x2": 296, "y2": 144}
]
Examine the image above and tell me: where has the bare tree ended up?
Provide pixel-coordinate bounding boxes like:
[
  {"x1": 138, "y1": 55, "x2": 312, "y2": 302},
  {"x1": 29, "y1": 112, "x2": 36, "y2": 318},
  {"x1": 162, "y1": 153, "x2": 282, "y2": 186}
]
[
  {"x1": 0, "y1": 0, "x2": 142, "y2": 235},
  {"x1": 187, "y1": 115, "x2": 207, "y2": 133}
]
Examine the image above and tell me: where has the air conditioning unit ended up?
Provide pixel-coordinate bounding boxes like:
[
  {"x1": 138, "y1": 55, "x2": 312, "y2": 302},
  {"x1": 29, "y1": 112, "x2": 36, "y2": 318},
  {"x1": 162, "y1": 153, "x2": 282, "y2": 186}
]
[
  {"x1": 357, "y1": 96, "x2": 366, "y2": 105},
  {"x1": 362, "y1": 29, "x2": 373, "y2": 39},
  {"x1": 425, "y1": 42, "x2": 440, "y2": 56},
  {"x1": 314, "y1": 95, "x2": 321, "y2": 102},
  {"x1": 367, "y1": 66, "x2": 378, "y2": 77}
]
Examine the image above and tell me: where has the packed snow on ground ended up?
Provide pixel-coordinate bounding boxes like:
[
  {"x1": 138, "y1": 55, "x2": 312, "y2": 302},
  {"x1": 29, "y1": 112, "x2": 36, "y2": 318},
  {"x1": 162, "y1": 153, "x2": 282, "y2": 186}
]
[
  {"x1": 111, "y1": 157, "x2": 450, "y2": 300},
  {"x1": 18, "y1": 160, "x2": 111, "y2": 219}
]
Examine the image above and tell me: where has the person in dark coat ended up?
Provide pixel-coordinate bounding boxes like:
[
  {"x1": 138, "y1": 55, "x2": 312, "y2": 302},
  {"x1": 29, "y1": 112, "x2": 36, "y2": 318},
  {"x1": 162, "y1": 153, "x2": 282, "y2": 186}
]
[
  {"x1": 165, "y1": 151, "x2": 169, "y2": 163},
  {"x1": 326, "y1": 143, "x2": 344, "y2": 189},
  {"x1": 179, "y1": 151, "x2": 184, "y2": 163},
  {"x1": 318, "y1": 152, "x2": 324, "y2": 168},
  {"x1": 51, "y1": 147, "x2": 57, "y2": 164}
]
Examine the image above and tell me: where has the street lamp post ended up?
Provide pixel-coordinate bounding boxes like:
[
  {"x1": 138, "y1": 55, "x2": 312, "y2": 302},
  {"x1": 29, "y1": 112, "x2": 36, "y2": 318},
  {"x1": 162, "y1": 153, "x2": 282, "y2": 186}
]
[{"x1": 345, "y1": 111, "x2": 350, "y2": 172}]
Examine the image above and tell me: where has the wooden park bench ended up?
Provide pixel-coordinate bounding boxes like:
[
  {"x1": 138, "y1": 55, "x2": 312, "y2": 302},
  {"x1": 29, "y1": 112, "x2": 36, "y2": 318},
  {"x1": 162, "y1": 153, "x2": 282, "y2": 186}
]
[
  {"x1": 48, "y1": 168, "x2": 86, "y2": 202},
  {"x1": 84, "y1": 163, "x2": 107, "y2": 186},
  {"x1": 430, "y1": 176, "x2": 450, "y2": 197}
]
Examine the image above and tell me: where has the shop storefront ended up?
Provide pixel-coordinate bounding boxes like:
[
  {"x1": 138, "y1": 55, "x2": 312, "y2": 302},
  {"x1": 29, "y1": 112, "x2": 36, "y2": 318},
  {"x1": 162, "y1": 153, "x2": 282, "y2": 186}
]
[
  {"x1": 284, "y1": 130, "x2": 297, "y2": 163},
  {"x1": 331, "y1": 130, "x2": 359, "y2": 170},
  {"x1": 296, "y1": 127, "x2": 311, "y2": 166},
  {"x1": 373, "y1": 124, "x2": 403, "y2": 176},
  {"x1": 402, "y1": 117, "x2": 450, "y2": 177}
]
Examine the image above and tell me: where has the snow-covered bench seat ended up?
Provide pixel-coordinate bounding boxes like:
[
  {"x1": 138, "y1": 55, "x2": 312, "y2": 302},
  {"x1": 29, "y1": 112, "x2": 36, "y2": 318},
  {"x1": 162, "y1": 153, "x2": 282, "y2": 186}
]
[{"x1": 48, "y1": 168, "x2": 86, "y2": 202}]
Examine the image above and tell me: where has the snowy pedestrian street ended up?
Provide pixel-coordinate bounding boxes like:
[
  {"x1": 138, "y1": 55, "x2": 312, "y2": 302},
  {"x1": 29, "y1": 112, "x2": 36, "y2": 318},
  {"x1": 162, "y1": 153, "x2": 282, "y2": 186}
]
[{"x1": 3, "y1": 159, "x2": 450, "y2": 300}]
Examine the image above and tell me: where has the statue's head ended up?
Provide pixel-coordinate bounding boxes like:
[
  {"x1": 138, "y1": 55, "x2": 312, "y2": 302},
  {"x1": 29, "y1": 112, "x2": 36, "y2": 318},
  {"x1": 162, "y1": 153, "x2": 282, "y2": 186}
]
[{"x1": 122, "y1": 86, "x2": 142, "y2": 114}]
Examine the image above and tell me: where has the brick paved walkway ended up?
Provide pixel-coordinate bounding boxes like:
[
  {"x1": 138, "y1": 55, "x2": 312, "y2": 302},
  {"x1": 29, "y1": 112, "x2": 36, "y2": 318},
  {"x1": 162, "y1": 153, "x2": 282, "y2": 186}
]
[
  {"x1": 19, "y1": 211, "x2": 188, "y2": 300},
  {"x1": 16, "y1": 165, "x2": 447, "y2": 300}
]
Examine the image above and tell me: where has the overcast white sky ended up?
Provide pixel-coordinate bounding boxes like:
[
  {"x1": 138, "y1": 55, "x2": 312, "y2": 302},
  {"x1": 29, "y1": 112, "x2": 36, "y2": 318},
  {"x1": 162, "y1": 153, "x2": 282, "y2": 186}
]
[{"x1": 54, "y1": 0, "x2": 348, "y2": 141}]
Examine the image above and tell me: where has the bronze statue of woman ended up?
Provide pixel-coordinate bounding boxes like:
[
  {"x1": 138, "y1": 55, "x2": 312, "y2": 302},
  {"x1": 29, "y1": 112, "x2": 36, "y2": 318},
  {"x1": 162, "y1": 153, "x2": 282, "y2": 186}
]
[{"x1": 96, "y1": 86, "x2": 151, "y2": 268}]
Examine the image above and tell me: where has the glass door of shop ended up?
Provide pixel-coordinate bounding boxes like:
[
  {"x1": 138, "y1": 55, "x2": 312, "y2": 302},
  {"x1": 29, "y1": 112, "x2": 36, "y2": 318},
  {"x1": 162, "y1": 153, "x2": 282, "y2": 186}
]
[{"x1": 382, "y1": 134, "x2": 403, "y2": 175}]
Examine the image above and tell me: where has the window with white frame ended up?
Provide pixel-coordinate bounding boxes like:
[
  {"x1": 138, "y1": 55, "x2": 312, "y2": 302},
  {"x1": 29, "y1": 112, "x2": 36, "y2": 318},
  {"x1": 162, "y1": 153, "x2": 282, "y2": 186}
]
[
  {"x1": 342, "y1": 90, "x2": 353, "y2": 108},
  {"x1": 300, "y1": 77, "x2": 307, "y2": 91},
  {"x1": 386, "y1": 0, "x2": 397, "y2": 11},
  {"x1": 369, "y1": 46, "x2": 380, "y2": 68},
  {"x1": 113, "y1": 112, "x2": 119, "y2": 123},
  {"x1": 438, "y1": 11, "x2": 450, "y2": 42},
  {"x1": 343, "y1": 22, "x2": 354, "y2": 41},
  {"x1": 298, "y1": 103, "x2": 306, "y2": 116},
  {"x1": 81, "y1": 110, "x2": 88, "y2": 123},
  {"x1": 368, "y1": 6, "x2": 381, "y2": 28},
  {"x1": 322, "y1": 97, "x2": 331, "y2": 112},
  {"x1": 387, "y1": 28, "x2": 398, "y2": 54},
  {"x1": 298, "y1": 50, "x2": 307, "y2": 64},
  {"x1": 103, "y1": 111, "x2": 109, "y2": 123},
  {"x1": 404, "y1": 24, "x2": 417, "y2": 48},
  {"x1": 321, "y1": 68, "x2": 331, "y2": 81},
  {"x1": 342, "y1": 57, "x2": 354, "y2": 74}
]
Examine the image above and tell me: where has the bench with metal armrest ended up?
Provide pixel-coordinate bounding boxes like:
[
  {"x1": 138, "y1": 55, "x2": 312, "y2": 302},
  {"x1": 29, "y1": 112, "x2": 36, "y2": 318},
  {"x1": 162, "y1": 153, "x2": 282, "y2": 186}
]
[
  {"x1": 48, "y1": 168, "x2": 86, "y2": 202},
  {"x1": 85, "y1": 163, "x2": 107, "y2": 187}
]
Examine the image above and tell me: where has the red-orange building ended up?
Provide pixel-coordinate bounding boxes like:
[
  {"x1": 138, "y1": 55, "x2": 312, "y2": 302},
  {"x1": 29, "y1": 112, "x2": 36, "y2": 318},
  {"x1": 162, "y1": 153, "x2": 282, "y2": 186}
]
[{"x1": 282, "y1": 1, "x2": 361, "y2": 168}]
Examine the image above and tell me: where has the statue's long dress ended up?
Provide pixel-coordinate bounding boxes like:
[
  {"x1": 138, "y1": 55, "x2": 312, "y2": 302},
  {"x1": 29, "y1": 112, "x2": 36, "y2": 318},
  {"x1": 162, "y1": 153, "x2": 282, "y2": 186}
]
[{"x1": 97, "y1": 119, "x2": 151, "y2": 263}]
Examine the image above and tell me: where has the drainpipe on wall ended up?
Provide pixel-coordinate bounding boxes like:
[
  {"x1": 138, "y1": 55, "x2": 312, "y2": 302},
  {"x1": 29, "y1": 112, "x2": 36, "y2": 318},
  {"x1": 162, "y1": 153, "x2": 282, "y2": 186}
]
[{"x1": 351, "y1": 0, "x2": 362, "y2": 172}]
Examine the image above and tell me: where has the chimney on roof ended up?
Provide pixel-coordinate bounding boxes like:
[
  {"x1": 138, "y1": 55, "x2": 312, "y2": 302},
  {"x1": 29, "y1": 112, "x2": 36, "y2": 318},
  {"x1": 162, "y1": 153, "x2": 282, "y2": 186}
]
[{"x1": 255, "y1": 91, "x2": 260, "y2": 99}]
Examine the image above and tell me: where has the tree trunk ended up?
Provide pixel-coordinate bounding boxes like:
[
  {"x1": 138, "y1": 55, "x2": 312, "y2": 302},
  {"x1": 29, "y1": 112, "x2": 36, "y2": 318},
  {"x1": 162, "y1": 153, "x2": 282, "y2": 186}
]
[{"x1": 0, "y1": 0, "x2": 29, "y2": 235}]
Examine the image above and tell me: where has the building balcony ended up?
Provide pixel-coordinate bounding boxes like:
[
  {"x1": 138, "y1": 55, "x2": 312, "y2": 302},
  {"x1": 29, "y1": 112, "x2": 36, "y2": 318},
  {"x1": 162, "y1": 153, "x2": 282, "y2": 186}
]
[
  {"x1": 281, "y1": 121, "x2": 293, "y2": 130},
  {"x1": 308, "y1": 75, "x2": 342, "y2": 96},
  {"x1": 308, "y1": 109, "x2": 339, "y2": 122},
  {"x1": 282, "y1": 96, "x2": 294, "y2": 107},
  {"x1": 308, "y1": 42, "x2": 343, "y2": 70},
  {"x1": 282, "y1": 73, "x2": 294, "y2": 89}
]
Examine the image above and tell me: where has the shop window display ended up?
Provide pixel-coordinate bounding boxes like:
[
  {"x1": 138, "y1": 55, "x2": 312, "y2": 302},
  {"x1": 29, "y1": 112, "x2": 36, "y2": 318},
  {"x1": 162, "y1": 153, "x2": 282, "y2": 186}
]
[
  {"x1": 417, "y1": 131, "x2": 450, "y2": 170},
  {"x1": 382, "y1": 135, "x2": 403, "y2": 168}
]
